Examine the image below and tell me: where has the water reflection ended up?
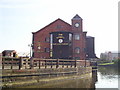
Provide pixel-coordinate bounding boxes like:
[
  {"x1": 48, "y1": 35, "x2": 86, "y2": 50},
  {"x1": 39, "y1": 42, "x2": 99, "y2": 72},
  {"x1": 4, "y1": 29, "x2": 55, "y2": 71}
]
[{"x1": 95, "y1": 66, "x2": 119, "y2": 89}]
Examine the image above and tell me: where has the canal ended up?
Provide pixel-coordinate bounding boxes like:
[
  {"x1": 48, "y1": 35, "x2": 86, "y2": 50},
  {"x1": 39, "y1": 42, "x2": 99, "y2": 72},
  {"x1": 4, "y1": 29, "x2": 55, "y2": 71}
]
[
  {"x1": 2, "y1": 66, "x2": 119, "y2": 90},
  {"x1": 95, "y1": 66, "x2": 119, "y2": 89},
  {"x1": 22, "y1": 65, "x2": 119, "y2": 89}
]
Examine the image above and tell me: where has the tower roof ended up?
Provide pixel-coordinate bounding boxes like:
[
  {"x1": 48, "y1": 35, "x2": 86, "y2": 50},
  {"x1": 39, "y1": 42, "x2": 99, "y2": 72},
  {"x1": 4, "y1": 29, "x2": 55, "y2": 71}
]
[{"x1": 72, "y1": 14, "x2": 82, "y2": 20}]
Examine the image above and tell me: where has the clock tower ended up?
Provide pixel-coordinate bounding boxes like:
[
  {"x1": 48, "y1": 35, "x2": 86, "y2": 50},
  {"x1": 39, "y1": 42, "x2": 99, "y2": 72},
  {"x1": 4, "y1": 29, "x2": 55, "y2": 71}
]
[
  {"x1": 71, "y1": 14, "x2": 86, "y2": 60},
  {"x1": 72, "y1": 14, "x2": 83, "y2": 33}
]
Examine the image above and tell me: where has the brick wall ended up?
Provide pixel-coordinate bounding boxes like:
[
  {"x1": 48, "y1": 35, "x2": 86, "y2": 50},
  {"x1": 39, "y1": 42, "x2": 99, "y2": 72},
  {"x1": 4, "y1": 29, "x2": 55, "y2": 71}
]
[{"x1": 32, "y1": 16, "x2": 87, "y2": 60}]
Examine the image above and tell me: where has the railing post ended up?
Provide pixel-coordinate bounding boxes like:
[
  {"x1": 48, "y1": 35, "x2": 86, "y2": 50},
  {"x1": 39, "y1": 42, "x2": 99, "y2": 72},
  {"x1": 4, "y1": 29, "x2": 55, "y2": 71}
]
[
  {"x1": 30, "y1": 58, "x2": 34, "y2": 69},
  {"x1": 51, "y1": 60, "x2": 53, "y2": 68},
  {"x1": 62, "y1": 60, "x2": 64, "y2": 68},
  {"x1": 56, "y1": 59, "x2": 59, "y2": 68},
  {"x1": 67, "y1": 61, "x2": 68, "y2": 68},
  {"x1": 74, "y1": 59, "x2": 76, "y2": 67},
  {"x1": 71, "y1": 61, "x2": 72, "y2": 67},
  {"x1": 19, "y1": 57, "x2": 21, "y2": 70},
  {"x1": 45, "y1": 60, "x2": 47, "y2": 69},
  {"x1": 11, "y1": 58, "x2": 13, "y2": 69},
  {"x1": 85, "y1": 60, "x2": 86, "y2": 67},
  {"x1": 2, "y1": 57, "x2": 4, "y2": 70},
  {"x1": 67, "y1": 64, "x2": 68, "y2": 68},
  {"x1": 39, "y1": 60, "x2": 41, "y2": 69}
]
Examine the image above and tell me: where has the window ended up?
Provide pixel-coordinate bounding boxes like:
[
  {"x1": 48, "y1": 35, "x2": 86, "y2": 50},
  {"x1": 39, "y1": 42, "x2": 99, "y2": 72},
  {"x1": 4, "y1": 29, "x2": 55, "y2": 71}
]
[
  {"x1": 74, "y1": 34, "x2": 80, "y2": 40},
  {"x1": 45, "y1": 37, "x2": 50, "y2": 42},
  {"x1": 75, "y1": 47, "x2": 80, "y2": 54},
  {"x1": 69, "y1": 33, "x2": 72, "y2": 41},
  {"x1": 45, "y1": 48, "x2": 50, "y2": 52}
]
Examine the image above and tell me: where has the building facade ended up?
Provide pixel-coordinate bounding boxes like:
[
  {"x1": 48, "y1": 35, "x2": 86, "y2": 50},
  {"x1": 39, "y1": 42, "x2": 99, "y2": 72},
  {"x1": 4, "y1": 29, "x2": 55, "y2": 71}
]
[
  {"x1": 86, "y1": 36, "x2": 96, "y2": 59},
  {"x1": 100, "y1": 51, "x2": 120, "y2": 60},
  {"x1": 32, "y1": 14, "x2": 96, "y2": 60},
  {"x1": 2, "y1": 50, "x2": 17, "y2": 57}
]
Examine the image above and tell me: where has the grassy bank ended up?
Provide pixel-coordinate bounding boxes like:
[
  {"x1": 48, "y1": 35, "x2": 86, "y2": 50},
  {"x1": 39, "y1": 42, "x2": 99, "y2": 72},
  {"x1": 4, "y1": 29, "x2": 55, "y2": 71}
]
[
  {"x1": 98, "y1": 62, "x2": 114, "y2": 66},
  {"x1": 98, "y1": 59, "x2": 120, "y2": 67}
]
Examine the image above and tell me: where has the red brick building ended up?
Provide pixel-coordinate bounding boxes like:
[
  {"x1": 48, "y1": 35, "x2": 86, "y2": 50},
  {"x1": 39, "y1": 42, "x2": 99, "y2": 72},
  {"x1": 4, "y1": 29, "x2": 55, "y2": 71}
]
[
  {"x1": 32, "y1": 14, "x2": 96, "y2": 60},
  {"x1": 2, "y1": 50, "x2": 17, "y2": 57}
]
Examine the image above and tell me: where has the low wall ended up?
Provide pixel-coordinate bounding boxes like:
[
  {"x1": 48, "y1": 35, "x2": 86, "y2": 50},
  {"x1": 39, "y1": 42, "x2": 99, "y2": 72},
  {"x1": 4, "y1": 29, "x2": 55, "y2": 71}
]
[{"x1": 1, "y1": 66, "x2": 92, "y2": 88}]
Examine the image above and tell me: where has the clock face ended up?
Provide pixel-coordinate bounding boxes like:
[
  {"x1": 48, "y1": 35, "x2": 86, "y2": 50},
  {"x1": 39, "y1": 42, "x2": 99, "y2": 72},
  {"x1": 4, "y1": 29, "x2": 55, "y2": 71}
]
[
  {"x1": 75, "y1": 23, "x2": 79, "y2": 27},
  {"x1": 58, "y1": 39, "x2": 63, "y2": 43}
]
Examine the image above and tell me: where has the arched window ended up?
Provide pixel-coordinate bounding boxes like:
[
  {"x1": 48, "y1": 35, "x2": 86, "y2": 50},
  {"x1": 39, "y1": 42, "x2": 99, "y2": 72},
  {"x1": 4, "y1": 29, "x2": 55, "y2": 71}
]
[{"x1": 75, "y1": 47, "x2": 80, "y2": 54}]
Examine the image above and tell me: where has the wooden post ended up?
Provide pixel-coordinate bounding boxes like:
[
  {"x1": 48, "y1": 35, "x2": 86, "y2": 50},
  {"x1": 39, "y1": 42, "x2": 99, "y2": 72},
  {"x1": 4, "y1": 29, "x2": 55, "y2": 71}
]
[
  {"x1": 19, "y1": 57, "x2": 21, "y2": 70},
  {"x1": 56, "y1": 59, "x2": 59, "y2": 68},
  {"x1": 2, "y1": 57, "x2": 4, "y2": 69},
  {"x1": 74, "y1": 59, "x2": 76, "y2": 67},
  {"x1": 45, "y1": 60, "x2": 47, "y2": 69},
  {"x1": 85, "y1": 60, "x2": 86, "y2": 67},
  {"x1": 11, "y1": 58, "x2": 13, "y2": 69},
  {"x1": 39, "y1": 60, "x2": 41, "y2": 69},
  {"x1": 30, "y1": 58, "x2": 34, "y2": 69},
  {"x1": 51, "y1": 60, "x2": 53, "y2": 68},
  {"x1": 67, "y1": 62, "x2": 68, "y2": 68},
  {"x1": 71, "y1": 61, "x2": 72, "y2": 67},
  {"x1": 62, "y1": 61, "x2": 64, "y2": 68}
]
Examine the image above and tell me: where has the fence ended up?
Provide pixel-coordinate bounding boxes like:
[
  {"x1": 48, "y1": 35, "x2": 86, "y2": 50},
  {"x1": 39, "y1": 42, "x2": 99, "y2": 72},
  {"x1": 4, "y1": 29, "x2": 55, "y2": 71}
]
[
  {"x1": 31, "y1": 58, "x2": 91, "y2": 69},
  {"x1": 2, "y1": 57, "x2": 30, "y2": 70},
  {"x1": 1, "y1": 57, "x2": 91, "y2": 70}
]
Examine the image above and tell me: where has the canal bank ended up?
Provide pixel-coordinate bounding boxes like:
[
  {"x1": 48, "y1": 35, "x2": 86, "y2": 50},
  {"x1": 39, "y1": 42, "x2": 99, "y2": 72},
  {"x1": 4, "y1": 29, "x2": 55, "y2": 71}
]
[{"x1": 2, "y1": 66, "x2": 92, "y2": 88}]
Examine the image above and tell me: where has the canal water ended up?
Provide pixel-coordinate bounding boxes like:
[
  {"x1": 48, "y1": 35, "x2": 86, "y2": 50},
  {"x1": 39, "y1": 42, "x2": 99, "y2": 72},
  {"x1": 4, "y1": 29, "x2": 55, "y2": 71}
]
[
  {"x1": 95, "y1": 66, "x2": 119, "y2": 89},
  {"x1": 22, "y1": 66, "x2": 119, "y2": 89}
]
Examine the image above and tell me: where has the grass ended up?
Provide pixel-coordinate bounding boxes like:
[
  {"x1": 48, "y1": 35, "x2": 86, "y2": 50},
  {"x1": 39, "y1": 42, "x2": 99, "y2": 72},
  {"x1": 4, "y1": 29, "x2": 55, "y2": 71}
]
[{"x1": 98, "y1": 62, "x2": 114, "y2": 66}]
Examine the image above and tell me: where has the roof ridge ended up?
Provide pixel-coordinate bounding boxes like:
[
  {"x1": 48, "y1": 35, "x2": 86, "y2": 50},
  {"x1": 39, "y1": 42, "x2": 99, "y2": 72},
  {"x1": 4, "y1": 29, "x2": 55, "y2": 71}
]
[{"x1": 32, "y1": 18, "x2": 71, "y2": 34}]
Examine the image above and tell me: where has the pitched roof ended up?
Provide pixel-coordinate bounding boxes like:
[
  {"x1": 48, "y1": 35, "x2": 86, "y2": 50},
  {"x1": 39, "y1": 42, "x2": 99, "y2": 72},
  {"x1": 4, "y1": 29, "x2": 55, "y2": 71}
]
[
  {"x1": 32, "y1": 18, "x2": 71, "y2": 34},
  {"x1": 72, "y1": 14, "x2": 82, "y2": 20},
  {"x1": 2, "y1": 50, "x2": 16, "y2": 53}
]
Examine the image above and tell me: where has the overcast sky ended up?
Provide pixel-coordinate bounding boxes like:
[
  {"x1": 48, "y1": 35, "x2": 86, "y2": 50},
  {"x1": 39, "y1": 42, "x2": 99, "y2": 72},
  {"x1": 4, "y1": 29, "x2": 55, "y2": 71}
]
[{"x1": 0, "y1": 0, "x2": 118, "y2": 57}]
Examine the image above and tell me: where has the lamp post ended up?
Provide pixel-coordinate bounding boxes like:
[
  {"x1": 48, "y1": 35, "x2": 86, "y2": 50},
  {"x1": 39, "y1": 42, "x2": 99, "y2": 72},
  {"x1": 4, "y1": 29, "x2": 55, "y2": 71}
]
[
  {"x1": 28, "y1": 44, "x2": 33, "y2": 58},
  {"x1": 28, "y1": 44, "x2": 33, "y2": 69}
]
